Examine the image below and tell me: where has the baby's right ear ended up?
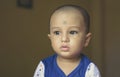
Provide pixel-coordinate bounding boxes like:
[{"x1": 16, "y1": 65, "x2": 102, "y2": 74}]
[{"x1": 48, "y1": 34, "x2": 51, "y2": 39}]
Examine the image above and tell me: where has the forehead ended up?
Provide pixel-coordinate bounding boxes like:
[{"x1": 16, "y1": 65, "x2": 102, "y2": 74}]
[{"x1": 50, "y1": 9, "x2": 85, "y2": 29}]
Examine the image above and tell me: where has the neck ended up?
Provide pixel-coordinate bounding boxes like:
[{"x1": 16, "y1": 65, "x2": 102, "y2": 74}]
[
  {"x1": 56, "y1": 55, "x2": 81, "y2": 76},
  {"x1": 57, "y1": 55, "x2": 81, "y2": 64}
]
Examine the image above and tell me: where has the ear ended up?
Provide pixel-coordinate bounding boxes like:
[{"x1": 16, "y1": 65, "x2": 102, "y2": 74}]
[
  {"x1": 48, "y1": 34, "x2": 51, "y2": 39},
  {"x1": 84, "y1": 33, "x2": 92, "y2": 47}
]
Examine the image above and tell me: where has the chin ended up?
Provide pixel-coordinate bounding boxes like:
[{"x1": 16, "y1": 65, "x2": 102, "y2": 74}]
[{"x1": 57, "y1": 53, "x2": 75, "y2": 59}]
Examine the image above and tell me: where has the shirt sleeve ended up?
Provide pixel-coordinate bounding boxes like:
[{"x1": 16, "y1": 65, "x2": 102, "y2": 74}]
[
  {"x1": 33, "y1": 61, "x2": 45, "y2": 77},
  {"x1": 85, "y1": 62, "x2": 101, "y2": 77}
]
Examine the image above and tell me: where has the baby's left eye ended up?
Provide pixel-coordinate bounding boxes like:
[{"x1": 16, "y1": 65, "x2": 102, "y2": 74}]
[{"x1": 69, "y1": 31, "x2": 78, "y2": 35}]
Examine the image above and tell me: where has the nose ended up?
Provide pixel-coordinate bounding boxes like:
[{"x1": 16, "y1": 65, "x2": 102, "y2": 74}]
[{"x1": 61, "y1": 33, "x2": 69, "y2": 43}]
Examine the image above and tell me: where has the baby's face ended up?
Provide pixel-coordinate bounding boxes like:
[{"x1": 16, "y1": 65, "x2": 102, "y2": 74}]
[{"x1": 48, "y1": 10, "x2": 91, "y2": 59}]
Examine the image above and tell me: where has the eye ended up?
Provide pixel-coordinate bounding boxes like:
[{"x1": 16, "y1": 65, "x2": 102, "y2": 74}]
[
  {"x1": 69, "y1": 31, "x2": 78, "y2": 35},
  {"x1": 53, "y1": 31, "x2": 60, "y2": 35}
]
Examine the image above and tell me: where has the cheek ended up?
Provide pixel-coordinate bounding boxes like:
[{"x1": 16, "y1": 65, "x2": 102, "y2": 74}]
[
  {"x1": 51, "y1": 38, "x2": 60, "y2": 47},
  {"x1": 70, "y1": 39, "x2": 81, "y2": 47},
  {"x1": 70, "y1": 37, "x2": 85, "y2": 48}
]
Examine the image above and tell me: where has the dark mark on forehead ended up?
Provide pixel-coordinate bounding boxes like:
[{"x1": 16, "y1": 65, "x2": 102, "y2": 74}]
[{"x1": 63, "y1": 21, "x2": 67, "y2": 24}]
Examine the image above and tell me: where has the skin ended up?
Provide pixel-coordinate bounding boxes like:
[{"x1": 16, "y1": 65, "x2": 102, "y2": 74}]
[{"x1": 48, "y1": 8, "x2": 92, "y2": 75}]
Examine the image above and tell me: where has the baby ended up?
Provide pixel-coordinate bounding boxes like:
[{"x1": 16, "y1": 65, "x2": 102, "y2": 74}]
[{"x1": 34, "y1": 4, "x2": 101, "y2": 77}]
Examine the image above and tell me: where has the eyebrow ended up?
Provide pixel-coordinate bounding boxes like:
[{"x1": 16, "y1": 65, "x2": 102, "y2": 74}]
[
  {"x1": 68, "y1": 26, "x2": 81, "y2": 30},
  {"x1": 51, "y1": 26, "x2": 82, "y2": 30},
  {"x1": 51, "y1": 27, "x2": 60, "y2": 30}
]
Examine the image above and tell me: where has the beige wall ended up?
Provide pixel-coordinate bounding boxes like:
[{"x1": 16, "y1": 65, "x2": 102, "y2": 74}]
[
  {"x1": 104, "y1": 0, "x2": 120, "y2": 77},
  {"x1": 0, "y1": 0, "x2": 120, "y2": 77}
]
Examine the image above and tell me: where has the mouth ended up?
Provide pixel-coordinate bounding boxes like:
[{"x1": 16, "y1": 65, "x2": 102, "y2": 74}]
[{"x1": 60, "y1": 45, "x2": 70, "y2": 51}]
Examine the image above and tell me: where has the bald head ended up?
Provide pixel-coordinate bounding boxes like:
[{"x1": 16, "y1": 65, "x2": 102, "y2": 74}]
[{"x1": 50, "y1": 5, "x2": 90, "y2": 33}]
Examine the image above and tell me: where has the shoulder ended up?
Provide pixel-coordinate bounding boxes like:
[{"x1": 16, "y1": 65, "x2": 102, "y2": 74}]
[
  {"x1": 33, "y1": 54, "x2": 56, "y2": 77},
  {"x1": 85, "y1": 62, "x2": 101, "y2": 77},
  {"x1": 81, "y1": 54, "x2": 91, "y2": 64},
  {"x1": 33, "y1": 61, "x2": 45, "y2": 77},
  {"x1": 42, "y1": 54, "x2": 57, "y2": 65}
]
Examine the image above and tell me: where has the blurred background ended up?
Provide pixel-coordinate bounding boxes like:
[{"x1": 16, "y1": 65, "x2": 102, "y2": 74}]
[{"x1": 0, "y1": 0, "x2": 120, "y2": 77}]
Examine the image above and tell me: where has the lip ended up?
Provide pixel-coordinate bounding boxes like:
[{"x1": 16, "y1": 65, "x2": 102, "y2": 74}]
[{"x1": 60, "y1": 45, "x2": 70, "y2": 51}]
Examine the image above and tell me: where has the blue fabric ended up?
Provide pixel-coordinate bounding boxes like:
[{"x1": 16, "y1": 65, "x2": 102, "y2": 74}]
[{"x1": 42, "y1": 54, "x2": 91, "y2": 77}]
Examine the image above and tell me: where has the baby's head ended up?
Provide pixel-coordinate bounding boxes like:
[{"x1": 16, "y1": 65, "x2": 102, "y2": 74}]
[
  {"x1": 48, "y1": 5, "x2": 92, "y2": 59},
  {"x1": 50, "y1": 4, "x2": 90, "y2": 34}
]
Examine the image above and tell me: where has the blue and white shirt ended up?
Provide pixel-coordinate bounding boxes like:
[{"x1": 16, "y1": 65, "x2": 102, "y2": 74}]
[{"x1": 33, "y1": 54, "x2": 101, "y2": 77}]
